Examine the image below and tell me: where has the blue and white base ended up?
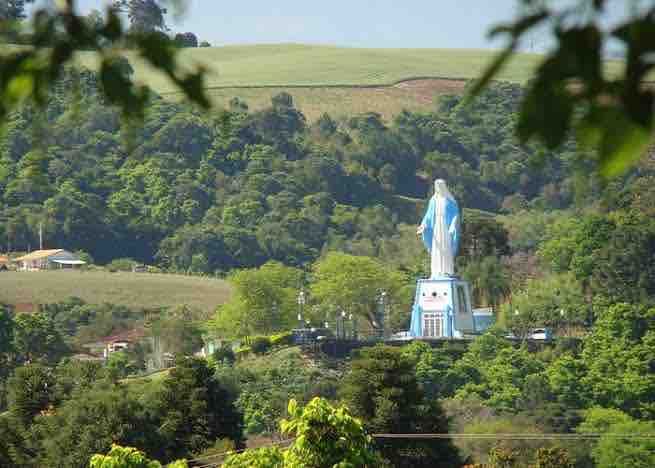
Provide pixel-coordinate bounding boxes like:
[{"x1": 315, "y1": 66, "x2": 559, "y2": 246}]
[{"x1": 409, "y1": 277, "x2": 474, "y2": 339}]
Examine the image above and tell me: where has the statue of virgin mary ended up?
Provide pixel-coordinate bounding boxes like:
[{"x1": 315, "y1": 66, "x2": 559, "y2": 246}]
[{"x1": 417, "y1": 179, "x2": 460, "y2": 277}]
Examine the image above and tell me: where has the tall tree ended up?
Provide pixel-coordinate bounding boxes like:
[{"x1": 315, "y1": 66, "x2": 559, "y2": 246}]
[
  {"x1": 223, "y1": 397, "x2": 379, "y2": 468},
  {"x1": 577, "y1": 407, "x2": 655, "y2": 468},
  {"x1": 462, "y1": 256, "x2": 511, "y2": 309},
  {"x1": 114, "y1": 0, "x2": 168, "y2": 33},
  {"x1": 173, "y1": 32, "x2": 197, "y2": 48},
  {"x1": 0, "y1": 305, "x2": 14, "y2": 359},
  {"x1": 151, "y1": 357, "x2": 244, "y2": 461},
  {"x1": 212, "y1": 261, "x2": 304, "y2": 337},
  {"x1": 581, "y1": 303, "x2": 655, "y2": 418},
  {"x1": 32, "y1": 385, "x2": 154, "y2": 468},
  {"x1": 0, "y1": 0, "x2": 34, "y2": 21},
  {"x1": 310, "y1": 252, "x2": 406, "y2": 330},
  {"x1": 7, "y1": 363, "x2": 54, "y2": 425},
  {"x1": 12, "y1": 312, "x2": 68, "y2": 364},
  {"x1": 340, "y1": 345, "x2": 461, "y2": 467}
]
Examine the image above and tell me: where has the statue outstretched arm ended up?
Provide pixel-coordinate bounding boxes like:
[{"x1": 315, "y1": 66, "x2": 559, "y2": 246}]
[
  {"x1": 448, "y1": 215, "x2": 458, "y2": 234},
  {"x1": 448, "y1": 215, "x2": 459, "y2": 253}
]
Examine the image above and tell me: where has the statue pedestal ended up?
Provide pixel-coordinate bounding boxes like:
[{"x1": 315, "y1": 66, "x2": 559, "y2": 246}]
[{"x1": 409, "y1": 277, "x2": 474, "y2": 339}]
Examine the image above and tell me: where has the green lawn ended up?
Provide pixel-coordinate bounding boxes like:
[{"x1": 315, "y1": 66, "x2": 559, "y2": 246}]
[
  {"x1": 0, "y1": 270, "x2": 232, "y2": 313},
  {"x1": 97, "y1": 43, "x2": 618, "y2": 120},
  {"x1": 75, "y1": 44, "x2": 614, "y2": 91},
  {"x1": 8, "y1": 43, "x2": 623, "y2": 119}
]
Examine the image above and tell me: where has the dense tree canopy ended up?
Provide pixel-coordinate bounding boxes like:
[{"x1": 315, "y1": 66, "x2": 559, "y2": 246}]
[
  {"x1": 340, "y1": 345, "x2": 462, "y2": 467},
  {"x1": 0, "y1": 73, "x2": 616, "y2": 273}
]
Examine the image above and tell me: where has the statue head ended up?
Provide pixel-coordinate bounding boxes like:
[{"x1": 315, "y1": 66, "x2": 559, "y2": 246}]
[{"x1": 434, "y1": 179, "x2": 452, "y2": 198}]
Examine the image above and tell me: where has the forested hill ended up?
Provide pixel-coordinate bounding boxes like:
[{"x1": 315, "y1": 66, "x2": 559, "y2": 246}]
[{"x1": 0, "y1": 69, "x2": 641, "y2": 271}]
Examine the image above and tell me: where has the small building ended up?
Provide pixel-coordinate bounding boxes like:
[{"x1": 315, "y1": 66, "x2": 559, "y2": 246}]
[
  {"x1": 472, "y1": 307, "x2": 496, "y2": 334},
  {"x1": 103, "y1": 340, "x2": 130, "y2": 359},
  {"x1": 0, "y1": 255, "x2": 9, "y2": 271},
  {"x1": 81, "y1": 328, "x2": 146, "y2": 360},
  {"x1": 14, "y1": 249, "x2": 86, "y2": 271}
]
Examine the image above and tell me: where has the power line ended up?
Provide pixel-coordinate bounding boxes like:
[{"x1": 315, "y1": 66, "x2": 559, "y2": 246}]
[
  {"x1": 371, "y1": 433, "x2": 655, "y2": 440},
  {"x1": 186, "y1": 438, "x2": 295, "y2": 466},
  {"x1": 185, "y1": 433, "x2": 655, "y2": 467}
]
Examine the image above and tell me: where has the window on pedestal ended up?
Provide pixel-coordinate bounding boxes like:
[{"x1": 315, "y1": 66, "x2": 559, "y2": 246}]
[
  {"x1": 423, "y1": 312, "x2": 443, "y2": 338},
  {"x1": 456, "y1": 284, "x2": 469, "y2": 315}
]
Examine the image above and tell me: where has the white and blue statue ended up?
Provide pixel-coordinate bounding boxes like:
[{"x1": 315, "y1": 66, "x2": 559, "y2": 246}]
[
  {"x1": 417, "y1": 179, "x2": 460, "y2": 277},
  {"x1": 410, "y1": 179, "x2": 474, "y2": 339}
]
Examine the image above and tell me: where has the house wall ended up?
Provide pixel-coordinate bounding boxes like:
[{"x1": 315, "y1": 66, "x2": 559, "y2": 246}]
[
  {"x1": 20, "y1": 251, "x2": 78, "y2": 270},
  {"x1": 20, "y1": 259, "x2": 48, "y2": 271}
]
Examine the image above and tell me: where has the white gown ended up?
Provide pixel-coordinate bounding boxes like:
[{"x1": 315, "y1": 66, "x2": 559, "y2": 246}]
[{"x1": 431, "y1": 194, "x2": 456, "y2": 277}]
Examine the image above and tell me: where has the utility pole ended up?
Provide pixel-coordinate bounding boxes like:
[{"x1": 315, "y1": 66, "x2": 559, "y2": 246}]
[
  {"x1": 1, "y1": 207, "x2": 9, "y2": 253},
  {"x1": 297, "y1": 290, "x2": 306, "y2": 329},
  {"x1": 39, "y1": 222, "x2": 43, "y2": 250}
]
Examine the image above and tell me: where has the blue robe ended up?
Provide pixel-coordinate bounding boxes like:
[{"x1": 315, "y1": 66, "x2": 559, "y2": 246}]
[{"x1": 420, "y1": 196, "x2": 460, "y2": 259}]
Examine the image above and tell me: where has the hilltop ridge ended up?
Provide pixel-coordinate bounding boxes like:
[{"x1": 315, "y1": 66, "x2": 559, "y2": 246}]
[{"x1": 73, "y1": 44, "x2": 555, "y2": 119}]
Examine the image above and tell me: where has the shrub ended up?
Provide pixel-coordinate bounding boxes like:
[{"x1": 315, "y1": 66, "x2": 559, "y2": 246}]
[
  {"x1": 106, "y1": 258, "x2": 136, "y2": 272},
  {"x1": 270, "y1": 332, "x2": 293, "y2": 346},
  {"x1": 250, "y1": 336, "x2": 271, "y2": 355},
  {"x1": 212, "y1": 346, "x2": 236, "y2": 366},
  {"x1": 234, "y1": 346, "x2": 251, "y2": 358},
  {"x1": 173, "y1": 32, "x2": 198, "y2": 48},
  {"x1": 75, "y1": 250, "x2": 94, "y2": 265}
]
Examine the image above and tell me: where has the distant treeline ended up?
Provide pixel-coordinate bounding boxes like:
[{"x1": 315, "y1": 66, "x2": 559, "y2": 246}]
[{"x1": 0, "y1": 69, "x2": 621, "y2": 273}]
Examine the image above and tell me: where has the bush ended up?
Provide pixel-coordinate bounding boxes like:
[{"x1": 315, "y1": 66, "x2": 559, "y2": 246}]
[
  {"x1": 270, "y1": 332, "x2": 293, "y2": 346},
  {"x1": 75, "y1": 250, "x2": 94, "y2": 265},
  {"x1": 212, "y1": 346, "x2": 236, "y2": 366},
  {"x1": 250, "y1": 336, "x2": 271, "y2": 355},
  {"x1": 173, "y1": 32, "x2": 198, "y2": 48},
  {"x1": 106, "y1": 258, "x2": 136, "y2": 272},
  {"x1": 234, "y1": 346, "x2": 251, "y2": 358}
]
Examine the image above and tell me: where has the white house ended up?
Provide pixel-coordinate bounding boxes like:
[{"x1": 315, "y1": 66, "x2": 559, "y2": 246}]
[{"x1": 14, "y1": 249, "x2": 86, "y2": 271}]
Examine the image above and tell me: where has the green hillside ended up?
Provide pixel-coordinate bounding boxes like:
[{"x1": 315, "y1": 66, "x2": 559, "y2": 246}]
[
  {"x1": 1, "y1": 43, "x2": 624, "y2": 119},
  {"x1": 72, "y1": 44, "x2": 620, "y2": 120},
  {"x1": 90, "y1": 44, "x2": 544, "y2": 90}
]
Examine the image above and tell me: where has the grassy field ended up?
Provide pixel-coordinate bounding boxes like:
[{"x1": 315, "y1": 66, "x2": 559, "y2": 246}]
[
  {"x1": 77, "y1": 44, "x2": 553, "y2": 91},
  {"x1": 173, "y1": 78, "x2": 467, "y2": 121},
  {"x1": 0, "y1": 270, "x2": 232, "y2": 313},
  {"x1": 72, "y1": 44, "x2": 623, "y2": 121},
  {"x1": 2, "y1": 43, "x2": 623, "y2": 120}
]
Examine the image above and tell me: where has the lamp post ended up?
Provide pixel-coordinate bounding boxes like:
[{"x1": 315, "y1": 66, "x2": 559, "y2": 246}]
[
  {"x1": 297, "y1": 290, "x2": 306, "y2": 329},
  {"x1": 339, "y1": 309, "x2": 346, "y2": 339},
  {"x1": 348, "y1": 313, "x2": 357, "y2": 340},
  {"x1": 378, "y1": 291, "x2": 387, "y2": 339},
  {"x1": 560, "y1": 308, "x2": 566, "y2": 337}
]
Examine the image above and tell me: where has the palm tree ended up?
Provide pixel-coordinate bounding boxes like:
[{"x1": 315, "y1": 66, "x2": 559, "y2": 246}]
[{"x1": 462, "y1": 256, "x2": 511, "y2": 308}]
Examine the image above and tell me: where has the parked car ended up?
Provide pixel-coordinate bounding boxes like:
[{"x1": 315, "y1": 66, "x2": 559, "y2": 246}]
[
  {"x1": 388, "y1": 331, "x2": 413, "y2": 341},
  {"x1": 529, "y1": 328, "x2": 552, "y2": 340},
  {"x1": 505, "y1": 328, "x2": 553, "y2": 341}
]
